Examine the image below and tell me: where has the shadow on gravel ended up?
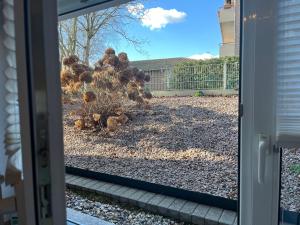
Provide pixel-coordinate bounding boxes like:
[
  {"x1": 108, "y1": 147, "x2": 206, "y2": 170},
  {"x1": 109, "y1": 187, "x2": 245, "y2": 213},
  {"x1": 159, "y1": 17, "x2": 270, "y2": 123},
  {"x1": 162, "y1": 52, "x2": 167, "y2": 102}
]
[
  {"x1": 87, "y1": 104, "x2": 238, "y2": 154},
  {"x1": 64, "y1": 101, "x2": 239, "y2": 199},
  {"x1": 65, "y1": 154, "x2": 238, "y2": 199}
]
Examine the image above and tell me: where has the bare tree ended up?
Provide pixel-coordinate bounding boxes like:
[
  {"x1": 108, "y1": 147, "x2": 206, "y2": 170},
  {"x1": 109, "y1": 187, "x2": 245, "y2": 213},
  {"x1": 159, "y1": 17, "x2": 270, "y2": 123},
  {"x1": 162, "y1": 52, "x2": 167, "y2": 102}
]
[
  {"x1": 58, "y1": 2, "x2": 146, "y2": 65},
  {"x1": 58, "y1": 17, "x2": 78, "y2": 62}
]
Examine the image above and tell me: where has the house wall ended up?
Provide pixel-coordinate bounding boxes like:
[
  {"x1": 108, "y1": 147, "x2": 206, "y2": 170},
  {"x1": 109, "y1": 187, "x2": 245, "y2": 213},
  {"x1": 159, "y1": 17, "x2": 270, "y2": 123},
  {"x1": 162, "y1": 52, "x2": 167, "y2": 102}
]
[
  {"x1": 219, "y1": 0, "x2": 240, "y2": 57},
  {"x1": 234, "y1": 0, "x2": 240, "y2": 56},
  {"x1": 220, "y1": 42, "x2": 236, "y2": 57}
]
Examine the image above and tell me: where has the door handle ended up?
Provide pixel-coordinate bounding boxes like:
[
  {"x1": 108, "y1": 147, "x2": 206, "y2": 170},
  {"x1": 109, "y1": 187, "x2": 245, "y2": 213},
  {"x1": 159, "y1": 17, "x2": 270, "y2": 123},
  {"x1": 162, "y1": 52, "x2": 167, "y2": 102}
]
[{"x1": 258, "y1": 134, "x2": 269, "y2": 184}]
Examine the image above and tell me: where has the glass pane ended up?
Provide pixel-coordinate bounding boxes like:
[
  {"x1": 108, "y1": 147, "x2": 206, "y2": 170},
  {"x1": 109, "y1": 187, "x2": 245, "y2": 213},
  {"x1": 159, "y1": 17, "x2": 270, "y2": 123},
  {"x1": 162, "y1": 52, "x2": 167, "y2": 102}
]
[
  {"x1": 277, "y1": 0, "x2": 300, "y2": 224},
  {"x1": 0, "y1": 0, "x2": 23, "y2": 222},
  {"x1": 280, "y1": 148, "x2": 300, "y2": 225},
  {"x1": 67, "y1": 221, "x2": 80, "y2": 225},
  {"x1": 61, "y1": 0, "x2": 240, "y2": 217}
]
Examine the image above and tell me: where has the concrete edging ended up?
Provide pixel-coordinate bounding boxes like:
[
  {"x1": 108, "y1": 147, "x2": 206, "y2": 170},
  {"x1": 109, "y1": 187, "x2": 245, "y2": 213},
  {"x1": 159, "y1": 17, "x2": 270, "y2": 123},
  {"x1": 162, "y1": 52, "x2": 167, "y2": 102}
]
[{"x1": 66, "y1": 174, "x2": 237, "y2": 225}]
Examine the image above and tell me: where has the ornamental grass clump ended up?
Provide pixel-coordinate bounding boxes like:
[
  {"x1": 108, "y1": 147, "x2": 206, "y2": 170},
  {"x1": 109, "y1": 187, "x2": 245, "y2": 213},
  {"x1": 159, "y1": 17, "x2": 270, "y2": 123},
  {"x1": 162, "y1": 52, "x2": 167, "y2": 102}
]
[{"x1": 61, "y1": 48, "x2": 152, "y2": 132}]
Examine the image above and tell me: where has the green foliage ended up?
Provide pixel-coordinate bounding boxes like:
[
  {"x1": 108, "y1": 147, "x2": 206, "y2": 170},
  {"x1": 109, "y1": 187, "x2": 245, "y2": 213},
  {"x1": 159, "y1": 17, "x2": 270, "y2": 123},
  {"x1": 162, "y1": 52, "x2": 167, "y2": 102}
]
[
  {"x1": 290, "y1": 164, "x2": 300, "y2": 175},
  {"x1": 194, "y1": 90, "x2": 204, "y2": 97},
  {"x1": 175, "y1": 56, "x2": 239, "y2": 67},
  {"x1": 169, "y1": 57, "x2": 240, "y2": 90}
]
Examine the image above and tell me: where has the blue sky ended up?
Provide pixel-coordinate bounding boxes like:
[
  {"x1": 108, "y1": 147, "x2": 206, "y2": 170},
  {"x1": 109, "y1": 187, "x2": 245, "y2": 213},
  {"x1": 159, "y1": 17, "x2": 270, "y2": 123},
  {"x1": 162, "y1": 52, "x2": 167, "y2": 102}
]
[{"x1": 112, "y1": 0, "x2": 224, "y2": 61}]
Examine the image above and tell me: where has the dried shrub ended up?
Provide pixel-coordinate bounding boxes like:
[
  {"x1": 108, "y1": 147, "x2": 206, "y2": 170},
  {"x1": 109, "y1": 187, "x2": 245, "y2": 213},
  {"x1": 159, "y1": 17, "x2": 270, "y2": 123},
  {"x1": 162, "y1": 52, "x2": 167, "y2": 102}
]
[
  {"x1": 116, "y1": 114, "x2": 128, "y2": 125},
  {"x1": 60, "y1": 69, "x2": 73, "y2": 86},
  {"x1": 107, "y1": 116, "x2": 119, "y2": 132},
  {"x1": 143, "y1": 91, "x2": 153, "y2": 99},
  {"x1": 62, "y1": 81, "x2": 82, "y2": 95},
  {"x1": 83, "y1": 91, "x2": 96, "y2": 103},
  {"x1": 74, "y1": 119, "x2": 85, "y2": 130},
  {"x1": 105, "y1": 48, "x2": 116, "y2": 55},
  {"x1": 118, "y1": 52, "x2": 129, "y2": 69},
  {"x1": 144, "y1": 75, "x2": 151, "y2": 82},
  {"x1": 63, "y1": 55, "x2": 79, "y2": 66},
  {"x1": 61, "y1": 48, "x2": 152, "y2": 132},
  {"x1": 79, "y1": 71, "x2": 93, "y2": 83}
]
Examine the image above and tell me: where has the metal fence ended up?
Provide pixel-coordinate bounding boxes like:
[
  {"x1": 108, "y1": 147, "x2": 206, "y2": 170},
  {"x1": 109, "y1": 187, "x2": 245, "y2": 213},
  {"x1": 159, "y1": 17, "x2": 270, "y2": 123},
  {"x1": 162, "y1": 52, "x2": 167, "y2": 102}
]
[{"x1": 144, "y1": 62, "x2": 239, "y2": 92}]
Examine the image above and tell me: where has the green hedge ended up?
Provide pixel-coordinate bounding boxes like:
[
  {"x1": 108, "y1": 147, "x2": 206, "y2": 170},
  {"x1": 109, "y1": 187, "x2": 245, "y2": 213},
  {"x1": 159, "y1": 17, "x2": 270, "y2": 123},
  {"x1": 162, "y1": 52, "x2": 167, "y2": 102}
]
[
  {"x1": 174, "y1": 56, "x2": 239, "y2": 67},
  {"x1": 169, "y1": 57, "x2": 240, "y2": 90}
]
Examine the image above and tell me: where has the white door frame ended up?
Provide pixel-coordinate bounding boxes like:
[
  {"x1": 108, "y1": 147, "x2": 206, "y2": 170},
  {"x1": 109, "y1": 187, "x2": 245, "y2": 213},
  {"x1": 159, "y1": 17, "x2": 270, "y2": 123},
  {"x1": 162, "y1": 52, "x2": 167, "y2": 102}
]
[
  {"x1": 15, "y1": 0, "x2": 66, "y2": 224},
  {"x1": 58, "y1": 0, "x2": 132, "y2": 20},
  {"x1": 239, "y1": 0, "x2": 281, "y2": 225},
  {"x1": 13, "y1": 0, "x2": 286, "y2": 224},
  {"x1": 14, "y1": 0, "x2": 135, "y2": 224}
]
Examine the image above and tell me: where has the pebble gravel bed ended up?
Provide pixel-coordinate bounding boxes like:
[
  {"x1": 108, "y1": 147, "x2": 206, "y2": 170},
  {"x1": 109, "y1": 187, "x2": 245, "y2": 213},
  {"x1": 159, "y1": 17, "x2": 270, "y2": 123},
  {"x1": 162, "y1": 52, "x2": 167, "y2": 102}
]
[
  {"x1": 66, "y1": 189, "x2": 188, "y2": 225},
  {"x1": 64, "y1": 96, "x2": 299, "y2": 212},
  {"x1": 281, "y1": 149, "x2": 300, "y2": 212}
]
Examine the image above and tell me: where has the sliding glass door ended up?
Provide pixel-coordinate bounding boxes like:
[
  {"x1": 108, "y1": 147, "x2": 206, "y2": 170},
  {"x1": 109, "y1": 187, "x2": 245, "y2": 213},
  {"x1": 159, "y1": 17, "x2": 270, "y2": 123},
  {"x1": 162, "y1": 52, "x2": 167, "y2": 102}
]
[
  {"x1": 240, "y1": 0, "x2": 300, "y2": 225},
  {"x1": 12, "y1": 0, "x2": 300, "y2": 224},
  {"x1": 239, "y1": 0, "x2": 281, "y2": 224}
]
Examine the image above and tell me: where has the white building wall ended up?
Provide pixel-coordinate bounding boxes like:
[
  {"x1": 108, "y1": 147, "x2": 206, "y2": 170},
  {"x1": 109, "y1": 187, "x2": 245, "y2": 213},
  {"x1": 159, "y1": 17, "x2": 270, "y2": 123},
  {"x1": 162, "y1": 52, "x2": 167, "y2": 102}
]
[
  {"x1": 219, "y1": 0, "x2": 240, "y2": 57},
  {"x1": 234, "y1": 0, "x2": 240, "y2": 56}
]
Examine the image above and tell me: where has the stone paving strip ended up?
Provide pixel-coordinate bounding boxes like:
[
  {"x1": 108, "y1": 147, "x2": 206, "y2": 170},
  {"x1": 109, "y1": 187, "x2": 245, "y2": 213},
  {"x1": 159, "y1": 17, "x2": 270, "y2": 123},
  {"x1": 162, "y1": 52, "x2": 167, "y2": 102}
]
[
  {"x1": 67, "y1": 208, "x2": 114, "y2": 225},
  {"x1": 66, "y1": 174, "x2": 237, "y2": 225},
  {"x1": 66, "y1": 174, "x2": 294, "y2": 225}
]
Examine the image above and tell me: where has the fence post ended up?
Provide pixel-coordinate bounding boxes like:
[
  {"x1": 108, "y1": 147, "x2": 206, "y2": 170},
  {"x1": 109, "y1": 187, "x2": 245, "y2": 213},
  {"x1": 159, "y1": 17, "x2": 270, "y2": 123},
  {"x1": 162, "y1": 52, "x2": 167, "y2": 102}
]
[{"x1": 223, "y1": 62, "x2": 227, "y2": 90}]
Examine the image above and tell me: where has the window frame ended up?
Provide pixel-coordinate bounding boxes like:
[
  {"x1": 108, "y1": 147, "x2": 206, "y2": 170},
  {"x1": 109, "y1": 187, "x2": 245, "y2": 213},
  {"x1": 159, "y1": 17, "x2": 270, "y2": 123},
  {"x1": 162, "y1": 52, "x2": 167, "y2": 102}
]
[
  {"x1": 239, "y1": 0, "x2": 281, "y2": 225},
  {"x1": 15, "y1": 0, "x2": 65, "y2": 224},
  {"x1": 17, "y1": 0, "x2": 290, "y2": 224}
]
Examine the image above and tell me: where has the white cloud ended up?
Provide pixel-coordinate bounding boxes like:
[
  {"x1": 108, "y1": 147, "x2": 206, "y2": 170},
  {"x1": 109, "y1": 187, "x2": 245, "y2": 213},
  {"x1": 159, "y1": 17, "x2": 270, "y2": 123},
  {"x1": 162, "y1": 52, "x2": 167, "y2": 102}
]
[
  {"x1": 128, "y1": 4, "x2": 187, "y2": 30},
  {"x1": 188, "y1": 53, "x2": 219, "y2": 60}
]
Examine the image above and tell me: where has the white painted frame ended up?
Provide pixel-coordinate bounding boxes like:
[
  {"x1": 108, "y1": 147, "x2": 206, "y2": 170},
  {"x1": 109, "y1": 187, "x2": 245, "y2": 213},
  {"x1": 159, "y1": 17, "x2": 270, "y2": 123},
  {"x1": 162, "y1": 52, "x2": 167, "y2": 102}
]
[
  {"x1": 240, "y1": 0, "x2": 281, "y2": 225},
  {"x1": 13, "y1": 0, "x2": 135, "y2": 224},
  {"x1": 58, "y1": 0, "x2": 132, "y2": 20},
  {"x1": 15, "y1": 0, "x2": 65, "y2": 224},
  {"x1": 15, "y1": 0, "x2": 286, "y2": 224}
]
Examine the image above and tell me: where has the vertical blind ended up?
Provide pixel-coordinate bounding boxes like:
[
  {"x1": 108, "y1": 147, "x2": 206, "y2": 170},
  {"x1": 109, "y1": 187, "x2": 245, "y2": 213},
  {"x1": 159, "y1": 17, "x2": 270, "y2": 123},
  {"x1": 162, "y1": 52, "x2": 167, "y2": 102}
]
[
  {"x1": 276, "y1": 0, "x2": 300, "y2": 147},
  {"x1": 2, "y1": 0, "x2": 23, "y2": 185}
]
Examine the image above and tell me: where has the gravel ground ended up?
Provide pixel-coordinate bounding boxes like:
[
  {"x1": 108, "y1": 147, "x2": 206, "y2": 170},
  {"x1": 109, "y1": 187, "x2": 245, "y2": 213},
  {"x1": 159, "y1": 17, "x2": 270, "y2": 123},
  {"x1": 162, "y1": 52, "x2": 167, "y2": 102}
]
[
  {"x1": 64, "y1": 96, "x2": 299, "y2": 212},
  {"x1": 66, "y1": 189, "x2": 188, "y2": 225},
  {"x1": 281, "y1": 149, "x2": 300, "y2": 212}
]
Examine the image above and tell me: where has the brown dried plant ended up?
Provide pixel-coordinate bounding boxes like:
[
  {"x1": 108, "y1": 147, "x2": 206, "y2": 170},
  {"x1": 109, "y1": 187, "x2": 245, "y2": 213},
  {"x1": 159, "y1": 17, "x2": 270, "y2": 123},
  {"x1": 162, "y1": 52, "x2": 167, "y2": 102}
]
[{"x1": 61, "y1": 48, "x2": 152, "y2": 132}]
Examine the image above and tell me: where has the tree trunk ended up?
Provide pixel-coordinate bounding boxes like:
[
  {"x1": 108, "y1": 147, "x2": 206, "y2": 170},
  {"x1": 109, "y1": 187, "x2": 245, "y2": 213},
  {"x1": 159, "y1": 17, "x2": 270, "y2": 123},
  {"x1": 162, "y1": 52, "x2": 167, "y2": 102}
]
[
  {"x1": 68, "y1": 17, "x2": 78, "y2": 56},
  {"x1": 83, "y1": 37, "x2": 91, "y2": 65}
]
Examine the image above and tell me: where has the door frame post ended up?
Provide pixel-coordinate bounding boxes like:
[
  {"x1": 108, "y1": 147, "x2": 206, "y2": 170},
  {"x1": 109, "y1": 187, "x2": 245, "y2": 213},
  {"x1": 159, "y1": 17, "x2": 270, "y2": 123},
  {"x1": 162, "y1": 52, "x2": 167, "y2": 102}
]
[
  {"x1": 239, "y1": 0, "x2": 280, "y2": 225},
  {"x1": 15, "y1": 0, "x2": 66, "y2": 224}
]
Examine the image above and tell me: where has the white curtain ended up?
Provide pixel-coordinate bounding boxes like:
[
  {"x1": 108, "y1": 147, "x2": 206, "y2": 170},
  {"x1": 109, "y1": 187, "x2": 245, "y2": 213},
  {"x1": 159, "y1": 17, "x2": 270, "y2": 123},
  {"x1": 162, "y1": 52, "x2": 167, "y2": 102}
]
[
  {"x1": 1, "y1": 0, "x2": 22, "y2": 186},
  {"x1": 276, "y1": 0, "x2": 300, "y2": 147}
]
